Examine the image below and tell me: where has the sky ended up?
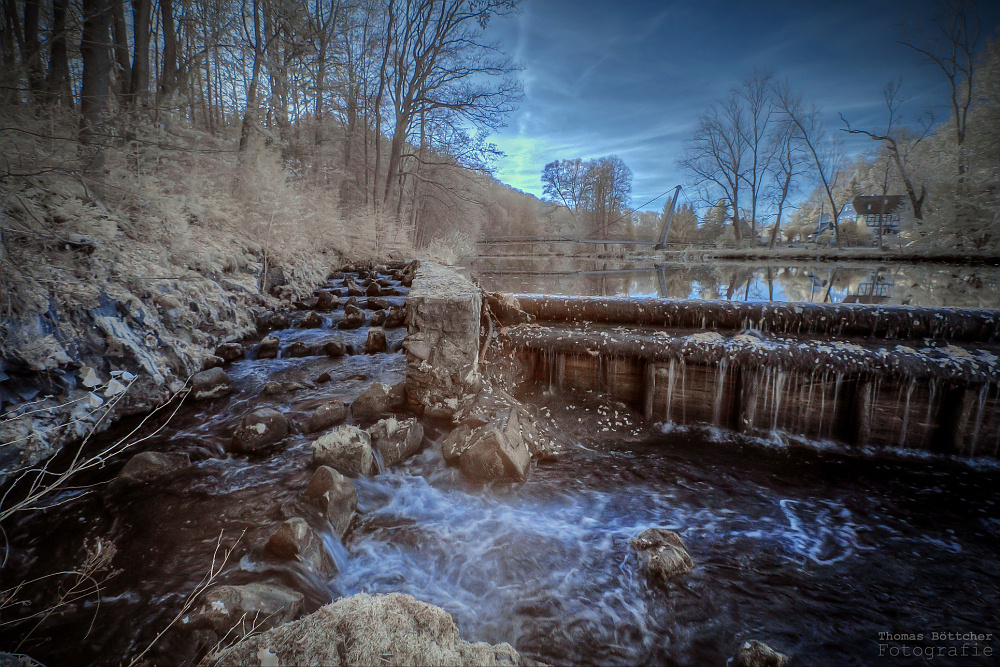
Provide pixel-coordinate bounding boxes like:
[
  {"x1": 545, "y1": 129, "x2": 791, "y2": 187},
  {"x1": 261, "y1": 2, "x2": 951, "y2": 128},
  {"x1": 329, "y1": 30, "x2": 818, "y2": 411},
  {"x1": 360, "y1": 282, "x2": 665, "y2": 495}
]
[{"x1": 483, "y1": 0, "x2": 1000, "y2": 212}]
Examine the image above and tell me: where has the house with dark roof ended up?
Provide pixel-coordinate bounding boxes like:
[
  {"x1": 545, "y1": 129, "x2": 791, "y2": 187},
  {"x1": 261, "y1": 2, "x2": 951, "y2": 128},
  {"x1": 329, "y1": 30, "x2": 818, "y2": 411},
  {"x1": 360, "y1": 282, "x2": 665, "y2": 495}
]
[{"x1": 852, "y1": 195, "x2": 903, "y2": 234}]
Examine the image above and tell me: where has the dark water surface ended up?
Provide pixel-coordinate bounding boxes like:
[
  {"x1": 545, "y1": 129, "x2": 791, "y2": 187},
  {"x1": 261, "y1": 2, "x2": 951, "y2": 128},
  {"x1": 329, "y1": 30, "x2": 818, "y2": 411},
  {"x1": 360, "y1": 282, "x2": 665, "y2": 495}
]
[{"x1": 3, "y1": 267, "x2": 1000, "y2": 666}]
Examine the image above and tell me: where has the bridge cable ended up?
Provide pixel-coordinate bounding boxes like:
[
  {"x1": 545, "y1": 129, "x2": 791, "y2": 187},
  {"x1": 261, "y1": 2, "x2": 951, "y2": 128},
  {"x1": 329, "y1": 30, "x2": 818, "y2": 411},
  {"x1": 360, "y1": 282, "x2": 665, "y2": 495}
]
[{"x1": 578, "y1": 186, "x2": 681, "y2": 241}]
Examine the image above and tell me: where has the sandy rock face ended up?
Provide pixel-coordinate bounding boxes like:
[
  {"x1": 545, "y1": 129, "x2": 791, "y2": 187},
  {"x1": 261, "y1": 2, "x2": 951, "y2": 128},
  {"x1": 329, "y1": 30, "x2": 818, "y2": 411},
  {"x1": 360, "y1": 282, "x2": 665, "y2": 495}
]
[
  {"x1": 189, "y1": 367, "x2": 231, "y2": 400},
  {"x1": 630, "y1": 528, "x2": 694, "y2": 583},
  {"x1": 311, "y1": 425, "x2": 375, "y2": 477},
  {"x1": 203, "y1": 593, "x2": 528, "y2": 667},
  {"x1": 231, "y1": 408, "x2": 289, "y2": 453}
]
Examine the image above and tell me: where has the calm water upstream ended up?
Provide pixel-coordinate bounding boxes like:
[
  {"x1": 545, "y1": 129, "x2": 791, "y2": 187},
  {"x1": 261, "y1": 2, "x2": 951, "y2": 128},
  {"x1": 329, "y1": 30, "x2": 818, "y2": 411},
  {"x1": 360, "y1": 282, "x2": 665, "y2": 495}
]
[
  {"x1": 2, "y1": 261, "x2": 999, "y2": 666},
  {"x1": 468, "y1": 256, "x2": 1000, "y2": 308}
]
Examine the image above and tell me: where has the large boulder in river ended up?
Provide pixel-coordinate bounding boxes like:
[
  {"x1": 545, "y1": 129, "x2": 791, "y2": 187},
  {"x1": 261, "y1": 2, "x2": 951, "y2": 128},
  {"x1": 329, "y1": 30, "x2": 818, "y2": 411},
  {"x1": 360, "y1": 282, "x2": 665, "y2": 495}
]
[
  {"x1": 311, "y1": 425, "x2": 375, "y2": 477},
  {"x1": 731, "y1": 640, "x2": 790, "y2": 667},
  {"x1": 265, "y1": 518, "x2": 331, "y2": 573},
  {"x1": 306, "y1": 401, "x2": 347, "y2": 433},
  {"x1": 186, "y1": 583, "x2": 303, "y2": 641},
  {"x1": 367, "y1": 417, "x2": 424, "y2": 468},
  {"x1": 351, "y1": 381, "x2": 405, "y2": 421},
  {"x1": 189, "y1": 367, "x2": 231, "y2": 400},
  {"x1": 458, "y1": 424, "x2": 531, "y2": 483},
  {"x1": 203, "y1": 593, "x2": 525, "y2": 667},
  {"x1": 110, "y1": 451, "x2": 189, "y2": 490},
  {"x1": 231, "y1": 408, "x2": 289, "y2": 453},
  {"x1": 630, "y1": 528, "x2": 694, "y2": 583},
  {"x1": 302, "y1": 465, "x2": 357, "y2": 538},
  {"x1": 322, "y1": 337, "x2": 347, "y2": 357}
]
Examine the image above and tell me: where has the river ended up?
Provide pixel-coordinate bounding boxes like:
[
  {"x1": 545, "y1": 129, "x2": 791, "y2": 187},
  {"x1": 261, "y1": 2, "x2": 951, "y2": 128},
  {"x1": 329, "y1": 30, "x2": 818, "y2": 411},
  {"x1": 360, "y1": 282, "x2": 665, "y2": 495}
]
[{"x1": 2, "y1": 260, "x2": 998, "y2": 666}]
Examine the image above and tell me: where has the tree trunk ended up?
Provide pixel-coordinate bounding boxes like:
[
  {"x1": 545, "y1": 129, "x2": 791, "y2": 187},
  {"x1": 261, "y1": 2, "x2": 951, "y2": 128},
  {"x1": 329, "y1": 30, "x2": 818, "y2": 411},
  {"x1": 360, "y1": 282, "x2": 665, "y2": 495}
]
[
  {"x1": 45, "y1": 0, "x2": 73, "y2": 107},
  {"x1": 238, "y1": 0, "x2": 262, "y2": 163},
  {"x1": 129, "y1": 0, "x2": 152, "y2": 109},
  {"x1": 158, "y1": 0, "x2": 179, "y2": 105},
  {"x1": 22, "y1": 0, "x2": 42, "y2": 99},
  {"x1": 111, "y1": 0, "x2": 131, "y2": 97},
  {"x1": 1, "y1": 0, "x2": 22, "y2": 73},
  {"x1": 79, "y1": 0, "x2": 115, "y2": 198}
]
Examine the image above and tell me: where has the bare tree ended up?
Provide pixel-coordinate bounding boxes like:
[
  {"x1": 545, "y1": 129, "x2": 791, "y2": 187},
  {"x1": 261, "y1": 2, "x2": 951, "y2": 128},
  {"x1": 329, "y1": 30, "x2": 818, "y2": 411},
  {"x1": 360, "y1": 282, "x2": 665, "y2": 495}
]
[
  {"x1": 735, "y1": 68, "x2": 778, "y2": 238},
  {"x1": 679, "y1": 93, "x2": 747, "y2": 244},
  {"x1": 379, "y1": 0, "x2": 521, "y2": 209},
  {"x1": 773, "y1": 80, "x2": 845, "y2": 248},
  {"x1": 840, "y1": 79, "x2": 930, "y2": 219},
  {"x1": 900, "y1": 0, "x2": 981, "y2": 183},
  {"x1": 79, "y1": 0, "x2": 115, "y2": 196}
]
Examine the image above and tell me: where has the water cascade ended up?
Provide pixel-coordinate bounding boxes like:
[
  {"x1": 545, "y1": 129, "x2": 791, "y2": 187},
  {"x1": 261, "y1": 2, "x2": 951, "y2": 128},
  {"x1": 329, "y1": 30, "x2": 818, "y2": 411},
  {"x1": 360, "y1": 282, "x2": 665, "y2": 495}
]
[{"x1": 502, "y1": 295, "x2": 1000, "y2": 457}]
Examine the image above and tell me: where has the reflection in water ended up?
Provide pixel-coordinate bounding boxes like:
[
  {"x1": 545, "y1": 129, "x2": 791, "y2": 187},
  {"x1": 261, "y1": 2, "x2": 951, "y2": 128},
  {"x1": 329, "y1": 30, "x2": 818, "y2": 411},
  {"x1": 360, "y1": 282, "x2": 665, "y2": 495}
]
[{"x1": 467, "y1": 257, "x2": 1000, "y2": 308}]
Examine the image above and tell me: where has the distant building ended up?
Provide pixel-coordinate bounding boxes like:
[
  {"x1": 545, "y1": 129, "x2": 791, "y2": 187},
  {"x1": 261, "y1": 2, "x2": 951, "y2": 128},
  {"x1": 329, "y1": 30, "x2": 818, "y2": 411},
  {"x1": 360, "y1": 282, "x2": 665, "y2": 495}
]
[{"x1": 851, "y1": 195, "x2": 903, "y2": 234}]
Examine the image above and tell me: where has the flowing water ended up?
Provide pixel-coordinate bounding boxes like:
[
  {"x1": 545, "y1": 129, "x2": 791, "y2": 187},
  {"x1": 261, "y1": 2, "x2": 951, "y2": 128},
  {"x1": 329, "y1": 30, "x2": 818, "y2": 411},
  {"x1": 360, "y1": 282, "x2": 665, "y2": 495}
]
[{"x1": 3, "y1": 265, "x2": 1000, "y2": 666}]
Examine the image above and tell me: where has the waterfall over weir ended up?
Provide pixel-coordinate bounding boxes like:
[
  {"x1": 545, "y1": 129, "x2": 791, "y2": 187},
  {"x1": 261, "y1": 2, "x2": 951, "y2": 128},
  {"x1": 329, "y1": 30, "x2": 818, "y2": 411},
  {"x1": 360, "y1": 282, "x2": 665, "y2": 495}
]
[{"x1": 501, "y1": 295, "x2": 1000, "y2": 458}]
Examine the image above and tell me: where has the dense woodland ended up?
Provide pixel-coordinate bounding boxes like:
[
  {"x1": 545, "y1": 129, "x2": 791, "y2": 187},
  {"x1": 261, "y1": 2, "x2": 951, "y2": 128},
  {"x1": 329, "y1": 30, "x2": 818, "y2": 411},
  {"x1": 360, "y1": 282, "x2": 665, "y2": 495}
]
[{"x1": 0, "y1": 0, "x2": 551, "y2": 282}]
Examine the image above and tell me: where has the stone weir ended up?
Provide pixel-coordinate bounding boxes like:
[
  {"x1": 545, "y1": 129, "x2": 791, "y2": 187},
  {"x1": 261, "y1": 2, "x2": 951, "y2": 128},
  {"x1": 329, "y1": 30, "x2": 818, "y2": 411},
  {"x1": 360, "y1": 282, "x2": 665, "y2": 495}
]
[{"x1": 501, "y1": 295, "x2": 1000, "y2": 458}]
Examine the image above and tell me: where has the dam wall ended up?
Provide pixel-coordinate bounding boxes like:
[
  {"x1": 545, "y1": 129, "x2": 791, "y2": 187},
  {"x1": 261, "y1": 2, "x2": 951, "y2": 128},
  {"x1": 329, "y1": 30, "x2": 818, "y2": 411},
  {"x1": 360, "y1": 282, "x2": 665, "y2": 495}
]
[{"x1": 503, "y1": 295, "x2": 1000, "y2": 457}]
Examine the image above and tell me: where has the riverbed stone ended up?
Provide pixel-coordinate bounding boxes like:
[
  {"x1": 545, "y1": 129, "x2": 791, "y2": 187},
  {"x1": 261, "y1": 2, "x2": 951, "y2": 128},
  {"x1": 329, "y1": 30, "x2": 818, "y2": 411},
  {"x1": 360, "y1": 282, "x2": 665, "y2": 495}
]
[
  {"x1": 284, "y1": 341, "x2": 310, "y2": 358},
  {"x1": 631, "y1": 528, "x2": 694, "y2": 583},
  {"x1": 314, "y1": 290, "x2": 339, "y2": 311},
  {"x1": 299, "y1": 311, "x2": 323, "y2": 328},
  {"x1": 186, "y1": 583, "x2": 303, "y2": 641},
  {"x1": 302, "y1": 465, "x2": 357, "y2": 537},
  {"x1": 265, "y1": 518, "x2": 330, "y2": 573},
  {"x1": 306, "y1": 401, "x2": 347, "y2": 433},
  {"x1": 365, "y1": 327, "x2": 387, "y2": 354},
  {"x1": 731, "y1": 640, "x2": 790, "y2": 667},
  {"x1": 458, "y1": 423, "x2": 531, "y2": 483},
  {"x1": 367, "y1": 297, "x2": 391, "y2": 310},
  {"x1": 351, "y1": 381, "x2": 405, "y2": 421},
  {"x1": 369, "y1": 309, "x2": 387, "y2": 327},
  {"x1": 257, "y1": 335, "x2": 280, "y2": 359},
  {"x1": 384, "y1": 306, "x2": 406, "y2": 328},
  {"x1": 231, "y1": 408, "x2": 289, "y2": 453},
  {"x1": 203, "y1": 593, "x2": 525, "y2": 667},
  {"x1": 110, "y1": 451, "x2": 190, "y2": 490},
  {"x1": 311, "y1": 425, "x2": 375, "y2": 477},
  {"x1": 442, "y1": 424, "x2": 474, "y2": 465},
  {"x1": 214, "y1": 342, "x2": 245, "y2": 363},
  {"x1": 367, "y1": 417, "x2": 424, "y2": 468},
  {"x1": 322, "y1": 338, "x2": 347, "y2": 357},
  {"x1": 190, "y1": 367, "x2": 231, "y2": 400},
  {"x1": 365, "y1": 281, "x2": 382, "y2": 297},
  {"x1": 338, "y1": 304, "x2": 365, "y2": 330},
  {"x1": 201, "y1": 355, "x2": 225, "y2": 371}
]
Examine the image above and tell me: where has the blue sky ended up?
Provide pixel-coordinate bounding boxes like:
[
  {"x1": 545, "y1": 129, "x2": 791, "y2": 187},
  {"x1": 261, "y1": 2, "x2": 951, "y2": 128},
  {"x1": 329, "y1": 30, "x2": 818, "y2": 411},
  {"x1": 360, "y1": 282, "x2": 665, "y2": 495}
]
[{"x1": 484, "y1": 0, "x2": 1000, "y2": 211}]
